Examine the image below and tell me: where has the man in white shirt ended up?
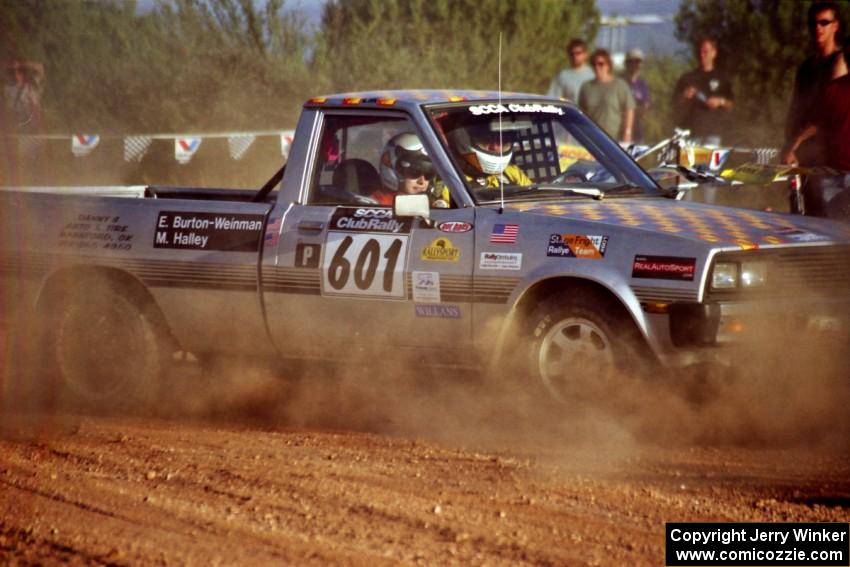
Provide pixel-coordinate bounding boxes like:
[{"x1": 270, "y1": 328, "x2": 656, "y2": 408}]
[{"x1": 547, "y1": 38, "x2": 595, "y2": 102}]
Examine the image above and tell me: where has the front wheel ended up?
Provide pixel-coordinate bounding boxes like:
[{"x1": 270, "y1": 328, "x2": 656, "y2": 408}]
[{"x1": 526, "y1": 291, "x2": 644, "y2": 405}]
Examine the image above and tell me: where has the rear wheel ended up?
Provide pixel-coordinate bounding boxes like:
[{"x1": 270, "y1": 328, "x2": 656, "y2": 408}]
[
  {"x1": 45, "y1": 281, "x2": 168, "y2": 412},
  {"x1": 526, "y1": 290, "x2": 644, "y2": 405}
]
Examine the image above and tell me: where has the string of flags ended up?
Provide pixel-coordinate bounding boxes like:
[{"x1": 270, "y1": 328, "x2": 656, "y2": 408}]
[{"x1": 13, "y1": 130, "x2": 296, "y2": 164}]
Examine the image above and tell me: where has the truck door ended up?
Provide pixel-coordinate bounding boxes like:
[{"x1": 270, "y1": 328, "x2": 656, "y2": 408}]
[{"x1": 262, "y1": 111, "x2": 475, "y2": 360}]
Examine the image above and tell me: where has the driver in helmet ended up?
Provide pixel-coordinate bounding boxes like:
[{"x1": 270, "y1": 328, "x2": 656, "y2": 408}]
[
  {"x1": 369, "y1": 132, "x2": 450, "y2": 208},
  {"x1": 453, "y1": 121, "x2": 532, "y2": 188}
]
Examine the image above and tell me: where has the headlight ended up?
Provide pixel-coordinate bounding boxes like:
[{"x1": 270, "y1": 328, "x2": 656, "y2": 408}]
[
  {"x1": 711, "y1": 260, "x2": 767, "y2": 289},
  {"x1": 740, "y1": 261, "x2": 767, "y2": 287},
  {"x1": 712, "y1": 262, "x2": 738, "y2": 289}
]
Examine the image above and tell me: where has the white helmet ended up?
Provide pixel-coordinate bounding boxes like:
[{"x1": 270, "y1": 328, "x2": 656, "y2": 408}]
[
  {"x1": 455, "y1": 122, "x2": 515, "y2": 175},
  {"x1": 379, "y1": 132, "x2": 434, "y2": 191}
]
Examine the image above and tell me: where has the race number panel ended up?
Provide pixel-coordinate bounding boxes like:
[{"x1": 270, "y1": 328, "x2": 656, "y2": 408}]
[{"x1": 321, "y1": 232, "x2": 409, "y2": 298}]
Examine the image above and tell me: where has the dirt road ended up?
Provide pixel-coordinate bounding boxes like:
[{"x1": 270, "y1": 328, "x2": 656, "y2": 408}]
[{"x1": 2, "y1": 357, "x2": 849, "y2": 566}]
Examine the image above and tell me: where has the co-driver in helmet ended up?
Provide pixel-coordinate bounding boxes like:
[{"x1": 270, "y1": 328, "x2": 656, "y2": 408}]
[
  {"x1": 369, "y1": 132, "x2": 450, "y2": 208},
  {"x1": 451, "y1": 120, "x2": 532, "y2": 188}
]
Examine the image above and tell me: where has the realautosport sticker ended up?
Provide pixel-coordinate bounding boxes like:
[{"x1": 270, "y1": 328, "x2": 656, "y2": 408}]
[
  {"x1": 154, "y1": 211, "x2": 264, "y2": 251},
  {"x1": 547, "y1": 234, "x2": 608, "y2": 259},
  {"x1": 330, "y1": 207, "x2": 412, "y2": 234},
  {"x1": 632, "y1": 255, "x2": 696, "y2": 281}
]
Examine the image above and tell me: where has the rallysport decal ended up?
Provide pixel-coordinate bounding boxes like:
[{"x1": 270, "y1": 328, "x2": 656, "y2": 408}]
[
  {"x1": 412, "y1": 271, "x2": 440, "y2": 303},
  {"x1": 480, "y1": 252, "x2": 522, "y2": 270},
  {"x1": 437, "y1": 221, "x2": 473, "y2": 233},
  {"x1": 414, "y1": 304, "x2": 461, "y2": 319},
  {"x1": 421, "y1": 237, "x2": 460, "y2": 262},
  {"x1": 330, "y1": 207, "x2": 412, "y2": 234},
  {"x1": 547, "y1": 234, "x2": 608, "y2": 259},
  {"x1": 154, "y1": 211, "x2": 264, "y2": 252},
  {"x1": 632, "y1": 255, "x2": 696, "y2": 281}
]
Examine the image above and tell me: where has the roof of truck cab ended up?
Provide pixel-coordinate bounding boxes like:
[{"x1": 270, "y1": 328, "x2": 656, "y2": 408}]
[{"x1": 303, "y1": 89, "x2": 561, "y2": 110}]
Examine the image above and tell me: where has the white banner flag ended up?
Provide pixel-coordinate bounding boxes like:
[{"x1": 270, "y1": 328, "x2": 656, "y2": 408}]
[
  {"x1": 71, "y1": 134, "x2": 100, "y2": 157},
  {"x1": 175, "y1": 137, "x2": 202, "y2": 164},
  {"x1": 280, "y1": 131, "x2": 295, "y2": 158},
  {"x1": 124, "y1": 136, "x2": 152, "y2": 162},
  {"x1": 227, "y1": 134, "x2": 256, "y2": 160}
]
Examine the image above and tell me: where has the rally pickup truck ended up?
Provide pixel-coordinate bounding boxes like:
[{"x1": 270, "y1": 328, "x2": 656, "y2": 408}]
[{"x1": 2, "y1": 89, "x2": 849, "y2": 407}]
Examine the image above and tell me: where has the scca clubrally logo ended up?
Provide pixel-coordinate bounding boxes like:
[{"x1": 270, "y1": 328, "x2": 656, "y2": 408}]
[{"x1": 421, "y1": 237, "x2": 460, "y2": 261}]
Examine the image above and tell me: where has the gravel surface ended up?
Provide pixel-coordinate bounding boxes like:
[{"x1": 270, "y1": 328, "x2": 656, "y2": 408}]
[{"x1": 1, "y1": 360, "x2": 848, "y2": 565}]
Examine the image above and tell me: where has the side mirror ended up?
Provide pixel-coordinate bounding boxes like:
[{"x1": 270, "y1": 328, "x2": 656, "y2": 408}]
[{"x1": 394, "y1": 194, "x2": 432, "y2": 226}]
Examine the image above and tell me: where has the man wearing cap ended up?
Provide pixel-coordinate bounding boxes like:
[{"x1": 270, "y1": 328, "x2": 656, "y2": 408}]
[{"x1": 621, "y1": 48, "x2": 651, "y2": 143}]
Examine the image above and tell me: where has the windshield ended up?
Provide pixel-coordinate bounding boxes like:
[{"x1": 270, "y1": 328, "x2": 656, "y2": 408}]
[{"x1": 426, "y1": 102, "x2": 665, "y2": 203}]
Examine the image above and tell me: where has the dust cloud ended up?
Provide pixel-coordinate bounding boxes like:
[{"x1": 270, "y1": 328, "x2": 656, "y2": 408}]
[
  {"x1": 139, "y1": 315, "x2": 849, "y2": 468},
  {"x1": 3, "y1": 286, "x2": 848, "y2": 466}
]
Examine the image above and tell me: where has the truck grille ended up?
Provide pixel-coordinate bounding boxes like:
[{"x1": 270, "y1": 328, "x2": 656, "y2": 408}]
[{"x1": 706, "y1": 245, "x2": 850, "y2": 301}]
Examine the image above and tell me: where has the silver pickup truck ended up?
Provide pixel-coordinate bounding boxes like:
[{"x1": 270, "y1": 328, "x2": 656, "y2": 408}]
[{"x1": 2, "y1": 90, "x2": 849, "y2": 408}]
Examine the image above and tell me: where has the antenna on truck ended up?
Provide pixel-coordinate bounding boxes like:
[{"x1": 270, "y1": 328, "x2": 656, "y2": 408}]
[{"x1": 498, "y1": 31, "x2": 505, "y2": 214}]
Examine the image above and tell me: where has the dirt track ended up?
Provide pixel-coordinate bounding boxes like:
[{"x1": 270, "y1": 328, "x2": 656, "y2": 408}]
[{"x1": 1, "y1": 359, "x2": 849, "y2": 566}]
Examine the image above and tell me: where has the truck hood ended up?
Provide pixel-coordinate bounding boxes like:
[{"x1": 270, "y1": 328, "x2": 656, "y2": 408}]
[{"x1": 506, "y1": 199, "x2": 850, "y2": 249}]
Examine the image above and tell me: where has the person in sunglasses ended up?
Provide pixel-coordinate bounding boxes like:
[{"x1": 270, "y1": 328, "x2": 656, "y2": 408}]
[
  {"x1": 371, "y1": 132, "x2": 450, "y2": 208},
  {"x1": 783, "y1": 1, "x2": 844, "y2": 167}
]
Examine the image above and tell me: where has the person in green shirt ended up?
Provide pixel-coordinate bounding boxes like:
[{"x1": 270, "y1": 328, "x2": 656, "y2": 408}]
[{"x1": 578, "y1": 49, "x2": 636, "y2": 143}]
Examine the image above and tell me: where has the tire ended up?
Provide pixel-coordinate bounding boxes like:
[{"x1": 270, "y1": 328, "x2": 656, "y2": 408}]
[
  {"x1": 45, "y1": 280, "x2": 168, "y2": 412},
  {"x1": 525, "y1": 290, "x2": 644, "y2": 405}
]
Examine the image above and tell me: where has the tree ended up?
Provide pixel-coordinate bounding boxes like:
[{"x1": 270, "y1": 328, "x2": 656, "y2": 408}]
[
  {"x1": 313, "y1": 0, "x2": 599, "y2": 95},
  {"x1": 674, "y1": 0, "x2": 850, "y2": 146},
  {"x1": 1, "y1": 0, "x2": 313, "y2": 133}
]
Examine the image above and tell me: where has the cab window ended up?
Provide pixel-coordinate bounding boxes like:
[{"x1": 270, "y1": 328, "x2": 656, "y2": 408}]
[{"x1": 308, "y1": 114, "x2": 450, "y2": 208}]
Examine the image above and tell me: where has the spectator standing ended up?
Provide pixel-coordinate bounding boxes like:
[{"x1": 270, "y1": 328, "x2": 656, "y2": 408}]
[
  {"x1": 621, "y1": 48, "x2": 651, "y2": 143},
  {"x1": 547, "y1": 39, "x2": 595, "y2": 102},
  {"x1": 783, "y1": 1, "x2": 844, "y2": 166},
  {"x1": 578, "y1": 49, "x2": 635, "y2": 143},
  {"x1": 672, "y1": 37, "x2": 734, "y2": 145},
  {"x1": 782, "y1": 45, "x2": 850, "y2": 219},
  {"x1": 4, "y1": 59, "x2": 45, "y2": 134}
]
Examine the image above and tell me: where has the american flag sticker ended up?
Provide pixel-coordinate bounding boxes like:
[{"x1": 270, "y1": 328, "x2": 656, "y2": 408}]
[
  {"x1": 490, "y1": 223, "x2": 519, "y2": 244},
  {"x1": 264, "y1": 216, "x2": 282, "y2": 247}
]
